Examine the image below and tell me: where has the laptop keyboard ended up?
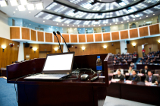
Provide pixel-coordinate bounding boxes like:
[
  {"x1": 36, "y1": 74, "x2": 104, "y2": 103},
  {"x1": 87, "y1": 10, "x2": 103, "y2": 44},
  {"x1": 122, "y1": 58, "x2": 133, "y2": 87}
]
[{"x1": 37, "y1": 74, "x2": 68, "y2": 77}]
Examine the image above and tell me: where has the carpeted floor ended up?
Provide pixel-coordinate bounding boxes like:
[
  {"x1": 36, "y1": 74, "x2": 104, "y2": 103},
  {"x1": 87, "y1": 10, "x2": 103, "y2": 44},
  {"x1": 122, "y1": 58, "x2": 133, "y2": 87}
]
[{"x1": 0, "y1": 78, "x2": 18, "y2": 106}]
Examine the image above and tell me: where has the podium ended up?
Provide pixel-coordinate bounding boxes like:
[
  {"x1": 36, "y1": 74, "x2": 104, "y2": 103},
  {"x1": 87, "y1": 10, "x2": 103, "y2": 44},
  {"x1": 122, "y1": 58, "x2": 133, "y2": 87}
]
[{"x1": 7, "y1": 54, "x2": 110, "y2": 106}]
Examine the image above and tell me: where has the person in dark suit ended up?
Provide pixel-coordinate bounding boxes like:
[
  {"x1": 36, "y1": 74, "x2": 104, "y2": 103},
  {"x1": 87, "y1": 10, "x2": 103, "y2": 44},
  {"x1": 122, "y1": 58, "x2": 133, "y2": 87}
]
[
  {"x1": 145, "y1": 71, "x2": 158, "y2": 84},
  {"x1": 142, "y1": 65, "x2": 150, "y2": 74},
  {"x1": 128, "y1": 70, "x2": 140, "y2": 81},
  {"x1": 114, "y1": 69, "x2": 124, "y2": 80}
]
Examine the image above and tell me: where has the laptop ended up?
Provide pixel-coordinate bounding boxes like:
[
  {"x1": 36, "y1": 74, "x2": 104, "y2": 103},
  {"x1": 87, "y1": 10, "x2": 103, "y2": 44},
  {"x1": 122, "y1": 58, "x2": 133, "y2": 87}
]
[{"x1": 24, "y1": 52, "x2": 75, "y2": 80}]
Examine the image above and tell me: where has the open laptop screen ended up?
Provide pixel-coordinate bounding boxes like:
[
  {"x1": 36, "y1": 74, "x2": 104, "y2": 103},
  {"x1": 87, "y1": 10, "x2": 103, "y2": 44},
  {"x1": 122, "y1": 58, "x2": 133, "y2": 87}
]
[{"x1": 42, "y1": 52, "x2": 74, "y2": 74}]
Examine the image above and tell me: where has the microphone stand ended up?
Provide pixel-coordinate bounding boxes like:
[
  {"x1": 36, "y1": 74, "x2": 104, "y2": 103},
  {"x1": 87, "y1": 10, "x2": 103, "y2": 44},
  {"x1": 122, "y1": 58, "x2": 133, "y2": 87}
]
[
  {"x1": 57, "y1": 31, "x2": 70, "y2": 52},
  {"x1": 53, "y1": 31, "x2": 63, "y2": 53}
]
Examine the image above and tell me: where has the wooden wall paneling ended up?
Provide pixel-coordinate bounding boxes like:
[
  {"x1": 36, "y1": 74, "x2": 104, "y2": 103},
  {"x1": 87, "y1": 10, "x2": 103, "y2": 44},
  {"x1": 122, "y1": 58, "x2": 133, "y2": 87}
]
[
  {"x1": 39, "y1": 44, "x2": 52, "y2": 51},
  {"x1": 120, "y1": 30, "x2": 128, "y2": 39},
  {"x1": 22, "y1": 28, "x2": 30, "y2": 40},
  {"x1": 24, "y1": 44, "x2": 39, "y2": 60},
  {"x1": 149, "y1": 24, "x2": 160, "y2": 35},
  {"x1": 129, "y1": 29, "x2": 138, "y2": 38},
  {"x1": 78, "y1": 34, "x2": 86, "y2": 42},
  {"x1": 37, "y1": 31, "x2": 44, "y2": 42},
  {"x1": 86, "y1": 34, "x2": 94, "y2": 42},
  {"x1": 103, "y1": 33, "x2": 110, "y2": 41},
  {"x1": 111, "y1": 32, "x2": 119, "y2": 40},
  {"x1": 139, "y1": 27, "x2": 148, "y2": 37},
  {"x1": 95, "y1": 34, "x2": 102, "y2": 42},
  {"x1": 0, "y1": 37, "x2": 19, "y2": 68},
  {"x1": 45, "y1": 33, "x2": 52, "y2": 42},
  {"x1": 62, "y1": 34, "x2": 69, "y2": 43},
  {"x1": 51, "y1": 45, "x2": 63, "y2": 54},
  {"x1": 69, "y1": 42, "x2": 120, "y2": 56},
  {"x1": 10, "y1": 27, "x2": 20, "y2": 39},
  {"x1": 31, "y1": 30, "x2": 36, "y2": 41},
  {"x1": 70, "y1": 34, "x2": 77, "y2": 43},
  {"x1": 54, "y1": 34, "x2": 61, "y2": 43}
]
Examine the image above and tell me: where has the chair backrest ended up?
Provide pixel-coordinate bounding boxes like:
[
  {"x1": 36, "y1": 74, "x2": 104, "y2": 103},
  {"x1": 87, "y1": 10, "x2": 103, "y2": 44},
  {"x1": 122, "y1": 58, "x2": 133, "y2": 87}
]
[{"x1": 155, "y1": 70, "x2": 160, "y2": 75}]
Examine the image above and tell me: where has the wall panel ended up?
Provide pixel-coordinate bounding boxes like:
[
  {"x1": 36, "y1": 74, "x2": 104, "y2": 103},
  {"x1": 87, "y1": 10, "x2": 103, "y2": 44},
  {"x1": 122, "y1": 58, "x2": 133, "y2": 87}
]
[
  {"x1": 87, "y1": 34, "x2": 94, "y2": 42},
  {"x1": 79, "y1": 34, "x2": 86, "y2": 42},
  {"x1": 10, "y1": 27, "x2": 20, "y2": 39},
  {"x1": 31, "y1": 30, "x2": 36, "y2": 41},
  {"x1": 95, "y1": 34, "x2": 102, "y2": 42},
  {"x1": 37, "y1": 31, "x2": 44, "y2": 42},
  {"x1": 149, "y1": 24, "x2": 160, "y2": 35},
  {"x1": 103, "y1": 33, "x2": 110, "y2": 41},
  {"x1": 120, "y1": 30, "x2": 128, "y2": 39},
  {"x1": 45, "y1": 33, "x2": 52, "y2": 42},
  {"x1": 54, "y1": 34, "x2": 61, "y2": 43},
  {"x1": 139, "y1": 27, "x2": 148, "y2": 37},
  {"x1": 130, "y1": 29, "x2": 138, "y2": 38},
  {"x1": 22, "y1": 28, "x2": 30, "y2": 40},
  {"x1": 62, "y1": 34, "x2": 69, "y2": 43},
  {"x1": 70, "y1": 34, "x2": 77, "y2": 43},
  {"x1": 111, "y1": 32, "x2": 119, "y2": 40},
  {"x1": 0, "y1": 37, "x2": 19, "y2": 68}
]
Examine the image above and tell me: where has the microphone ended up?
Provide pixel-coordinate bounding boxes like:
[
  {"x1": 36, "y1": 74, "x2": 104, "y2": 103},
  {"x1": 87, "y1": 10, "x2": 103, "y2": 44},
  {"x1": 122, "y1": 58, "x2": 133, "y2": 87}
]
[
  {"x1": 53, "y1": 31, "x2": 62, "y2": 53},
  {"x1": 57, "y1": 31, "x2": 70, "y2": 52}
]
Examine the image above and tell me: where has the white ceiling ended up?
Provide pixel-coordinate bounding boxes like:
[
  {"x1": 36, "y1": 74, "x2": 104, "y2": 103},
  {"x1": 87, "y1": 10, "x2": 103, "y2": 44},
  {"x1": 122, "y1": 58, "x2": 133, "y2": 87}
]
[{"x1": 0, "y1": 0, "x2": 160, "y2": 28}]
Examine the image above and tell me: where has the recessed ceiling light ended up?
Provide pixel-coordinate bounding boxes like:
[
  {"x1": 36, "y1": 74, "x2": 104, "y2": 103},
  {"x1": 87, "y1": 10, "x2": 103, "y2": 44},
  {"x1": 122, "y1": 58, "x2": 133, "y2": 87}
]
[
  {"x1": 29, "y1": 24, "x2": 31, "y2": 25},
  {"x1": 115, "y1": 23, "x2": 117, "y2": 24},
  {"x1": 127, "y1": 21, "x2": 129, "y2": 22},
  {"x1": 105, "y1": 24, "x2": 106, "y2": 25},
  {"x1": 136, "y1": 22, "x2": 138, "y2": 23},
  {"x1": 10, "y1": 0, "x2": 18, "y2": 6},
  {"x1": 144, "y1": 21, "x2": 145, "y2": 22},
  {"x1": 73, "y1": 25, "x2": 74, "y2": 26},
  {"x1": 146, "y1": 16, "x2": 148, "y2": 17},
  {"x1": 110, "y1": 24, "x2": 111, "y2": 25},
  {"x1": 13, "y1": 11, "x2": 15, "y2": 13},
  {"x1": 43, "y1": 21, "x2": 45, "y2": 23},
  {"x1": 99, "y1": 25, "x2": 100, "y2": 26},
  {"x1": 121, "y1": 22, "x2": 123, "y2": 23},
  {"x1": 27, "y1": 4, "x2": 35, "y2": 10},
  {"x1": 94, "y1": 25, "x2": 95, "y2": 26},
  {"x1": 139, "y1": 17, "x2": 141, "y2": 19},
  {"x1": 153, "y1": 14, "x2": 155, "y2": 15},
  {"x1": 62, "y1": 24, "x2": 64, "y2": 26},
  {"x1": 18, "y1": 5, "x2": 26, "y2": 11},
  {"x1": 67, "y1": 25, "x2": 69, "y2": 26},
  {"x1": 16, "y1": 8, "x2": 18, "y2": 10},
  {"x1": 133, "y1": 19, "x2": 135, "y2": 21},
  {"x1": 29, "y1": 11, "x2": 31, "y2": 13},
  {"x1": 36, "y1": 3, "x2": 43, "y2": 10},
  {"x1": 0, "y1": 0, "x2": 7, "y2": 7},
  {"x1": 20, "y1": 0, "x2": 27, "y2": 5}
]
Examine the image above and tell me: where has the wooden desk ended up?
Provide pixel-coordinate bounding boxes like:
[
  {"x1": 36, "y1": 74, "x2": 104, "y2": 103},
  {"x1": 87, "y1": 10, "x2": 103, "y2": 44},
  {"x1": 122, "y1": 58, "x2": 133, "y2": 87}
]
[
  {"x1": 136, "y1": 64, "x2": 160, "y2": 70},
  {"x1": 107, "y1": 81, "x2": 160, "y2": 105}
]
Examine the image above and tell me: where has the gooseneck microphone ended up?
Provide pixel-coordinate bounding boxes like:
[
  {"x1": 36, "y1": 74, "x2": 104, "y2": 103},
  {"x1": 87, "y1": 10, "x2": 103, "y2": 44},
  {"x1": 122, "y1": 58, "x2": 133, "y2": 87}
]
[
  {"x1": 53, "y1": 31, "x2": 63, "y2": 53},
  {"x1": 57, "y1": 31, "x2": 70, "y2": 52}
]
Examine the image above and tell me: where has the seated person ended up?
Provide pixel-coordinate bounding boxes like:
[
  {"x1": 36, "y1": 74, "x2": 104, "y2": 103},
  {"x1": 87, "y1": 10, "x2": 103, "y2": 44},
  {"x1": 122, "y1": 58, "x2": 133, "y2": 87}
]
[
  {"x1": 113, "y1": 61, "x2": 116, "y2": 65},
  {"x1": 118, "y1": 62, "x2": 122, "y2": 65},
  {"x1": 151, "y1": 53, "x2": 155, "y2": 58},
  {"x1": 139, "y1": 60, "x2": 143, "y2": 64},
  {"x1": 145, "y1": 59, "x2": 150, "y2": 64},
  {"x1": 130, "y1": 62, "x2": 134, "y2": 68},
  {"x1": 128, "y1": 70, "x2": 140, "y2": 81},
  {"x1": 150, "y1": 60, "x2": 154, "y2": 64},
  {"x1": 141, "y1": 57, "x2": 145, "y2": 62},
  {"x1": 128, "y1": 66, "x2": 133, "y2": 74},
  {"x1": 124, "y1": 61, "x2": 128, "y2": 65},
  {"x1": 116, "y1": 67, "x2": 124, "y2": 74},
  {"x1": 114, "y1": 69, "x2": 124, "y2": 80},
  {"x1": 145, "y1": 71, "x2": 158, "y2": 84},
  {"x1": 142, "y1": 65, "x2": 150, "y2": 74}
]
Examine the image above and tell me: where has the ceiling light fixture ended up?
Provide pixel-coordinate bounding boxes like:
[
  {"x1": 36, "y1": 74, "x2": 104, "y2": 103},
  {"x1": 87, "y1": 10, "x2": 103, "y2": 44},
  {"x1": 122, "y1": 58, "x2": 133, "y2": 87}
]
[
  {"x1": 153, "y1": 14, "x2": 155, "y2": 15},
  {"x1": 36, "y1": 2, "x2": 43, "y2": 10},
  {"x1": 27, "y1": 4, "x2": 35, "y2": 10},
  {"x1": 18, "y1": 5, "x2": 26, "y2": 11},
  {"x1": 0, "y1": 0, "x2": 7, "y2": 7},
  {"x1": 10, "y1": 0, "x2": 18, "y2": 6},
  {"x1": 20, "y1": 0, "x2": 27, "y2": 5},
  {"x1": 43, "y1": 21, "x2": 45, "y2": 23},
  {"x1": 146, "y1": 16, "x2": 148, "y2": 17}
]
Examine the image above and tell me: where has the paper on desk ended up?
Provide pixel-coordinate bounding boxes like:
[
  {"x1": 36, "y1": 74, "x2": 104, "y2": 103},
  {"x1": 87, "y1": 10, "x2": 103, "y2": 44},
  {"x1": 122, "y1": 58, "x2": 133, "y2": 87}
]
[
  {"x1": 153, "y1": 74, "x2": 159, "y2": 76},
  {"x1": 111, "y1": 79, "x2": 120, "y2": 82},
  {"x1": 145, "y1": 82, "x2": 156, "y2": 86},
  {"x1": 138, "y1": 73, "x2": 144, "y2": 76},
  {"x1": 125, "y1": 80, "x2": 132, "y2": 84},
  {"x1": 99, "y1": 76, "x2": 105, "y2": 78},
  {"x1": 125, "y1": 73, "x2": 129, "y2": 76}
]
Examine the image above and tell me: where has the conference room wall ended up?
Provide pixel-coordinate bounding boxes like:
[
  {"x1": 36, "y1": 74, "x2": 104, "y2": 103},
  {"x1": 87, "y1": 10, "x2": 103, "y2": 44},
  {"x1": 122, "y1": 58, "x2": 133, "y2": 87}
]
[
  {"x1": 0, "y1": 37, "x2": 19, "y2": 68},
  {"x1": 69, "y1": 42, "x2": 120, "y2": 56},
  {"x1": 127, "y1": 36, "x2": 160, "y2": 54},
  {"x1": 24, "y1": 44, "x2": 63, "y2": 59}
]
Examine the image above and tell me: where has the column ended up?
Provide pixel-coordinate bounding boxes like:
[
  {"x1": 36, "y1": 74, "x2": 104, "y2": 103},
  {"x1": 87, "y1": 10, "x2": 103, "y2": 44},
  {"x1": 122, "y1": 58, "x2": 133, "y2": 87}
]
[
  {"x1": 18, "y1": 42, "x2": 24, "y2": 62},
  {"x1": 120, "y1": 41, "x2": 127, "y2": 54}
]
